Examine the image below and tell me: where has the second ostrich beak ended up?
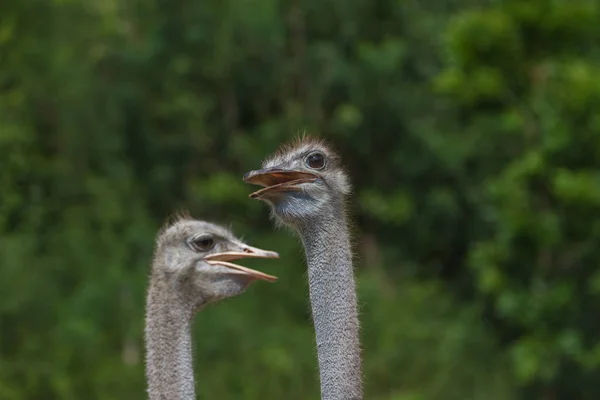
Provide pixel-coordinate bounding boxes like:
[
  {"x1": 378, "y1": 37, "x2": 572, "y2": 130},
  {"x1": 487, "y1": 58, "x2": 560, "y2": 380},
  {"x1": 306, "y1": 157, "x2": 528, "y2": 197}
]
[
  {"x1": 204, "y1": 245, "x2": 280, "y2": 282},
  {"x1": 243, "y1": 168, "x2": 318, "y2": 199}
]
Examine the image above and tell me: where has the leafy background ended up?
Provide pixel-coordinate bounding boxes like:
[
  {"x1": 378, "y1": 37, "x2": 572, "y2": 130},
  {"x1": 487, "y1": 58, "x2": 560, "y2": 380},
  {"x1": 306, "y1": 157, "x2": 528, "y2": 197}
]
[{"x1": 1, "y1": 0, "x2": 599, "y2": 398}]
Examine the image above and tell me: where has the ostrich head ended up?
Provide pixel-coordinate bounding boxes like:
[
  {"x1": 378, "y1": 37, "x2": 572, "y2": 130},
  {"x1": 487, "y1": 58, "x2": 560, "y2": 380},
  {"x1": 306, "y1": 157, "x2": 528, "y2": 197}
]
[
  {"x1": 243, "y1": 137, "x2": 351, "y2": 226},
  {"x1": 152, "y1": 215, "x2": 279, "y2": 307}
]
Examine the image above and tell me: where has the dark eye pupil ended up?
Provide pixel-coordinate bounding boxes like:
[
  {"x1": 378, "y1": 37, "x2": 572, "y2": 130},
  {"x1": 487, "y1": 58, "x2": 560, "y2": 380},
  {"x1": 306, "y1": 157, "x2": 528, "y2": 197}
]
[
  {"x1": 194, "y1": 237, "x2": 214, "y2": 250},
  {"x1": 307, "y1": 153, "x2": 325, "y2": 169}
]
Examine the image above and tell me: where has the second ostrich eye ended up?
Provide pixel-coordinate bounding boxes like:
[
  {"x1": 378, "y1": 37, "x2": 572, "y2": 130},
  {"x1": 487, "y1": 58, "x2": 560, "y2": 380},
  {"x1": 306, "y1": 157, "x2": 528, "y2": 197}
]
[
  {"x1": 190, "y1": 235, "x2": 215, "y2": 252},
  {"x1": 306, "y1": 152, "x2": 326, "y2": 169}
]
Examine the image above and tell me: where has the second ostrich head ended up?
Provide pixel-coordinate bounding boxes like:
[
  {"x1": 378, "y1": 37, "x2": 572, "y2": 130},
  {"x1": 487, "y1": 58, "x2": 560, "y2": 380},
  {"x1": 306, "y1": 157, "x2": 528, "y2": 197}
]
[
  {"x1": 243, "y1": 137, "x2": 351, "y2": 226},
  {"x1": 151, "y1": 217, "x2": 279, "y2": 308}
]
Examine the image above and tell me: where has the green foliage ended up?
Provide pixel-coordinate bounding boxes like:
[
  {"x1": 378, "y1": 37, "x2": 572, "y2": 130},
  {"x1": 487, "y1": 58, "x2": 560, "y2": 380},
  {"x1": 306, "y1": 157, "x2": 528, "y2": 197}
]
[
  {"x1": 1, "y1": 0, "x2": 599, "y2": 398},
  {"x1": 439, "y1": 0, "x2": 600, "y2": 397}
]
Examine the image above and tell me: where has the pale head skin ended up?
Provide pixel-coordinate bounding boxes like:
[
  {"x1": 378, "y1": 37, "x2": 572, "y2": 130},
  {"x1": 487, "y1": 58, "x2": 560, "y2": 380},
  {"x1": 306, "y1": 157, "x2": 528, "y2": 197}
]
[
  {"x1": 151, "y1": 216, "x2": 279, "y2": 308},
  {"x1": 243, "y1": 136, "x2": 352, "y2": 227},
  {"x1": 244, "y1": 137, "x2": 363, "y2": 400}
]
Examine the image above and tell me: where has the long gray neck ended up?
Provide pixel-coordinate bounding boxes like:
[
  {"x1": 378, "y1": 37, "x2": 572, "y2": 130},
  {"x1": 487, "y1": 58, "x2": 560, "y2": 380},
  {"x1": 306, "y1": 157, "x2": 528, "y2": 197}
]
[
  {"x1": 297, "y1": 209, "x2": 363, "y2": 400},
  {"x1": 145, "y1": 280, "x2": 197, "y2": 400}
]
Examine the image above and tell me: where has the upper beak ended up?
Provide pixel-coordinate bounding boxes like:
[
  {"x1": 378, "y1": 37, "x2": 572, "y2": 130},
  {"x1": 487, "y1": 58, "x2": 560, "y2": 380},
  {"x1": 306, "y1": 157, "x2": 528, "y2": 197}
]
[
  {"x1": 243, "y1": 168, "x2": 318, "y2": 199},
  {"x1": 203, "y1": 245, "x2": 280, "y2": 282}
]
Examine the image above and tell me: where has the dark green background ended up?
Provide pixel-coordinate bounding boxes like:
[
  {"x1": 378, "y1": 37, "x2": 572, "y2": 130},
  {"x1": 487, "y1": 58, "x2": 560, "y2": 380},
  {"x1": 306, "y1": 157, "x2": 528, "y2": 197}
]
[{"x1": 1, "y1": 0, "x2": 599, "y2": 398}]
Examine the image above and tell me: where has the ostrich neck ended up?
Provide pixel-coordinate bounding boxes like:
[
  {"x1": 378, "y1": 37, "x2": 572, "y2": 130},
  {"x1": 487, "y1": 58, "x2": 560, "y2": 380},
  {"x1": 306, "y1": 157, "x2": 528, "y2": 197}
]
[
  {"x1": 298, "y1": 210, "x2": 363, "y2": 400},
  {"x1": 145, "y1": 282, "x2": 197, "y2": 400}
]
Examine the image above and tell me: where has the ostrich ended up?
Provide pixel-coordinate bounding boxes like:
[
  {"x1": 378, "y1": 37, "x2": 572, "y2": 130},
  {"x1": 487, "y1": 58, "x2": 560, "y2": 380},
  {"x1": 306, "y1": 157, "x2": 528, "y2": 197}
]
[
  {"x1": 243, "y1": 137, "x2": 362, "y2": 400},
  {"x1": 145, "y1": 214, "x2": 279, "y2": 400}
]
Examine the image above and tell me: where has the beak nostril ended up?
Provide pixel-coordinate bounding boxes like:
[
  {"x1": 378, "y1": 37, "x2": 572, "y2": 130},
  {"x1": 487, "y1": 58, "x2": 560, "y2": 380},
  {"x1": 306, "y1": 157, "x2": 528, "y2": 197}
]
[{"x1": 243, "y1": 248, "x2": 252, "y2": 253}]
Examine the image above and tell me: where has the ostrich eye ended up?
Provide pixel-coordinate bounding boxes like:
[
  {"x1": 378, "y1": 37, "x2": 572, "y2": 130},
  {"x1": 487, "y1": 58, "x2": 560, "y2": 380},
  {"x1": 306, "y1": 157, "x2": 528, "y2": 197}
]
[
  {"x1": 306, "y1": 152, "x2": 326, "y2": 170},
  {"x1": 189, "y1": 235, "x2": 215, "y2": 252}
]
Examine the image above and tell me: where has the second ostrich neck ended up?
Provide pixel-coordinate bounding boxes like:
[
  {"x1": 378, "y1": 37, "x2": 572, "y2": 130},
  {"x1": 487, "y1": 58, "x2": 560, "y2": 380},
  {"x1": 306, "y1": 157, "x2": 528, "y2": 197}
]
[
  {"x1": 145, "y1": 282, "x2": 198, "y2": 400},
  {"x1": 298, "y1": 210, "x2": 363, "y2": 400}
]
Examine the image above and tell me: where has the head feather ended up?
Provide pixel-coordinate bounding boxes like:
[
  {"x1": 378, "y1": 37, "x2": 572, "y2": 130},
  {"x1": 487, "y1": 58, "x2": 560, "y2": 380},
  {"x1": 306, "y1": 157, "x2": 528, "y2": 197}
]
[
  {"x1": 155, "y1": 209, "x2": 194, "y2": 246},
  {"x1": 263, "y1": 134, "x2": 341, "y2": 168}
]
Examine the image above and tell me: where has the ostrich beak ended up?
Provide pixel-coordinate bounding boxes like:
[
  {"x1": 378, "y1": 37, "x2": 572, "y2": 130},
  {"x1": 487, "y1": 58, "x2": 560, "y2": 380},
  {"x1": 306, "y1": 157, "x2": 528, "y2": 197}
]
[
  {"x1": 204, "y1": 245, "x2": 279, "y2": 282},
  {"x1": 243, "y1": 168, "x2": 318, "y2": 199}
]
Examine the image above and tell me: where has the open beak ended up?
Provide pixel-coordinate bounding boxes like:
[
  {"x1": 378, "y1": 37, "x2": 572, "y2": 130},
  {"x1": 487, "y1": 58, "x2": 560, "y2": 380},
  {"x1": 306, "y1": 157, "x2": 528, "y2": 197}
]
[
  {"x1": 203, "y1": 245, "x2": 280, "y2": 282},
  {"x1": 243, "y1": 168, "x2": 318, "y2": 199}
]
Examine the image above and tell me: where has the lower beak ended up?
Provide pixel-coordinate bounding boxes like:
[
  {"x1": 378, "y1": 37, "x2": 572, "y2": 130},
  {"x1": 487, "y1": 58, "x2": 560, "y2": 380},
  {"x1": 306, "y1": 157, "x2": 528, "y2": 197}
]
[
  {"x1": 243, "y1": 168, "x2": 318, "y2": 199},
  {"x1": 204, "y1": 245, "x2": 279, "y2": 282}
]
